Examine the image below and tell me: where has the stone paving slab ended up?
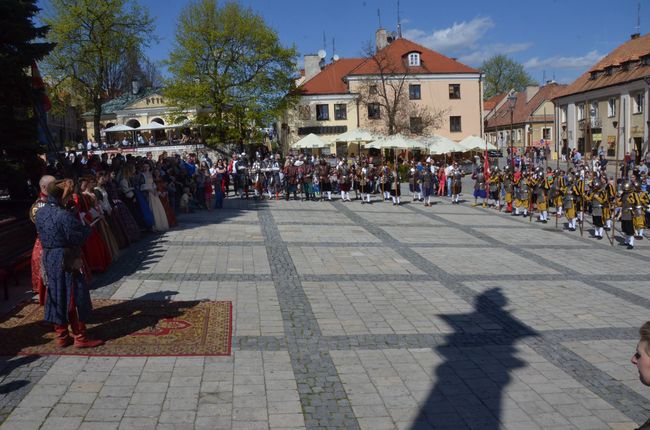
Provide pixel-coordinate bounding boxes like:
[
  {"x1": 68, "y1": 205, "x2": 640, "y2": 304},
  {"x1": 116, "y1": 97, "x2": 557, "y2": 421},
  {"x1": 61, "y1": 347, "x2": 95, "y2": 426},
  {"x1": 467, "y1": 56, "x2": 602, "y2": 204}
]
[
  {"x1": 302, "y1": 281, "x2": 494, "y2": 336},
  {"x1": 353, "y1": 212, "x2": 444, "y2": 227},
  {"x1": 527, "y1": 247, "x2": 650, "y2": 275},
  {"x1": 287, "y1": 246, "x2": 423, "y2": 276},
  {"x1": 136, "y1": 245, "x2": 270, "y2": 275},
  {"x1": 271, "y1": 210, "x2": 354, "y2": 225},
  {"x1": 472, "y1": 226, "x2": 592, "y2": 246},
  {"x1": 463, "y1": 280, "x2": 650, "y2": 331},
  {"x1": 277, "y1": 225, "x2": 380, "y2": 244},
  {"x1": 414, "y1": 246, "x2": 558, "y2": 276},
  {"x1": 331, "y1": 346, "x2": 637, "y2": 430},
  {"x1": 162, "y1": 224, "x2": 264, "y2": 242},
  {"x1": 111, "y1": 280, "x2": 283, "y2": 337},
  {"x1": 379, "y1": 225, "x2": 488, "y2": 245}
]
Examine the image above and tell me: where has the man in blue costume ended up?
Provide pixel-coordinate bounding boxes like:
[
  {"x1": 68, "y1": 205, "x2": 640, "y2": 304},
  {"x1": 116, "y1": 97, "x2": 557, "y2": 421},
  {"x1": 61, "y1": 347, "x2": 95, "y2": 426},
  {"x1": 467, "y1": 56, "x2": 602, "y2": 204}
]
[{"x1": 35, "y1": 179, "x2": 104, "y2": 348}]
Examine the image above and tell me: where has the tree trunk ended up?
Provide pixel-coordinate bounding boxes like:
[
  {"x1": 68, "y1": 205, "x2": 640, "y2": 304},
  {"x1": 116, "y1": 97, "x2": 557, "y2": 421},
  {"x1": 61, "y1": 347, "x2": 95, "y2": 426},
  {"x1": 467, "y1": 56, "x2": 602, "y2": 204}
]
[{"x1": 93, "y1": 95, "x2": 102, "y2": 144}]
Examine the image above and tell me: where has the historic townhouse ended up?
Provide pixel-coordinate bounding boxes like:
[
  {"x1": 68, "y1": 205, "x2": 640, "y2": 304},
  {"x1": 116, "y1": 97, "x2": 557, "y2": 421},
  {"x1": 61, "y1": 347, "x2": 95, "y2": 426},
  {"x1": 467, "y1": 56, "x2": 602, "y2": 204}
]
[
  {"x1": 278, "y1": 29, "x2": 483, "y2": 154},
  {"x1": 553, "y1": 33, "x2": 650, "y2": 162}
]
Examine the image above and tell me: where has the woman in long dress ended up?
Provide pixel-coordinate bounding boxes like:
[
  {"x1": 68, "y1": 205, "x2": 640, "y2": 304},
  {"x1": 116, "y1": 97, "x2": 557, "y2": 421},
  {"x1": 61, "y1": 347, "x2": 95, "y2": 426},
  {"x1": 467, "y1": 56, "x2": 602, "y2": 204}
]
[
  {"x1": 137, "y1": 162, "x2": 169, "y2": 232},
  {"x1": 119, "y1": 164, "x2": 153, "y2": 231},
  {"x1": 153, "y1": 168, "x2": 177, "y2": 228},
  {"x1": 71, "y1": 182, "x2": 111, "y2": 273}
]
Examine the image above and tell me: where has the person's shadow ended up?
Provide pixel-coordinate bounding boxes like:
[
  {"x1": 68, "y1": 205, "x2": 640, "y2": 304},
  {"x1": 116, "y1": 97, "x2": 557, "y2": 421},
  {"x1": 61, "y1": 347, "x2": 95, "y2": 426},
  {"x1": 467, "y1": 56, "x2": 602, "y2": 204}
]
[{"x1": 410, "y1": 288, "x2": 537, "y2": 429}]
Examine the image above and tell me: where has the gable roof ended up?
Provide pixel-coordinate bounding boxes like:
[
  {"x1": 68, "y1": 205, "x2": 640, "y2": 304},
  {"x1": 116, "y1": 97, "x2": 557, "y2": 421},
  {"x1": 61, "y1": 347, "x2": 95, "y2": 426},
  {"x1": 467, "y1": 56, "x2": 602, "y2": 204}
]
[
  {"x1": 555, "y1": 33, "x2": 650, "y2": 99},
  {"x1": 484, "y1": 93, "x2": 507, "y2": 112},
  {"x1": 83, "y1": 87, "x2": 163, "y2": 117},
  {"x1": 348, "y1": 38, "x2": 479, "y2": 76},
  {"x1": 486, "y1": 83, "x2": 567, "y2": 129},
  {"x1": 300, "y1": 58, "x2": 365, "y2": 95}
]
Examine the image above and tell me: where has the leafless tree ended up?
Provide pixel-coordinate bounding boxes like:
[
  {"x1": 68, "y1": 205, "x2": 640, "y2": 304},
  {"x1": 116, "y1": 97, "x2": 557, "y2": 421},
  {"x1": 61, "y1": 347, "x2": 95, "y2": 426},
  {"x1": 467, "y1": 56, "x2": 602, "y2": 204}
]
[{"x1": 355, "y1": 42, "x2": 448, "y2": 136}]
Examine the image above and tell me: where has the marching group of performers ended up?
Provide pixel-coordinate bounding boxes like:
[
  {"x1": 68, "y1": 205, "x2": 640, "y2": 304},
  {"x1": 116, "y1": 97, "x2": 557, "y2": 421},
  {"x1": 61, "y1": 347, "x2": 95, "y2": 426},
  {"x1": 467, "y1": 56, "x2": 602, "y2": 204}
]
[
  {"x1": 470, "y1": 165, "x2": 650, "y2": 249},
  {"x1": 228, "y1": 153, "x2": 466, "y2": 206}
]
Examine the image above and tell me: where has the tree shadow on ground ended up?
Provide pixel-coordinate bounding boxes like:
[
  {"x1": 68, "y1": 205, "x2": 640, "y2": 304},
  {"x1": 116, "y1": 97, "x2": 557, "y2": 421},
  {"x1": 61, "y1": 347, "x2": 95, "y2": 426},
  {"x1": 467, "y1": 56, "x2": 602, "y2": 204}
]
[{"x1": 410, "y1": 288, "x2": 537, "y2": 429}]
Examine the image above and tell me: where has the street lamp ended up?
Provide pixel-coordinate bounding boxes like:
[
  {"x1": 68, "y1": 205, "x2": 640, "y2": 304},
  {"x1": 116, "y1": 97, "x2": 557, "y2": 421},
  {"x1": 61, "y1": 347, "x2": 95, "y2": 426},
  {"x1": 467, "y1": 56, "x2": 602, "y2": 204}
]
[{"x1": 507, "y1": 92, "x2": 517, "y2": 168}]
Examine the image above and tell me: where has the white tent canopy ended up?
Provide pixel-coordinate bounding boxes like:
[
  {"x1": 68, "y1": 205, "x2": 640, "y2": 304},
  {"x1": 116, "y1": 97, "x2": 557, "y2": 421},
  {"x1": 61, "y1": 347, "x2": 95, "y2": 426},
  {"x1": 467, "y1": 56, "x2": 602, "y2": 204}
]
[
  {"x1": 458, "y1": 135, "x2": 497, "y2": 152},
  {"x1": 136, "y1": 122, "x2": 167, "y2": 131},
  {"x1": 104, "y1": 124, "x2": 135, "y2": 133},
  {"x1": 420, "y1": 134, "x2": 459, "y2": 154},
  {"x1": 366, "y1": 134, "x2": 429, "y2": 150},
  {"x1": 291, "y1": 133, "x2": 330, "y2": 149},
  {"x1": 334, "y1": 128, "x2": 377, "y2": 143}
]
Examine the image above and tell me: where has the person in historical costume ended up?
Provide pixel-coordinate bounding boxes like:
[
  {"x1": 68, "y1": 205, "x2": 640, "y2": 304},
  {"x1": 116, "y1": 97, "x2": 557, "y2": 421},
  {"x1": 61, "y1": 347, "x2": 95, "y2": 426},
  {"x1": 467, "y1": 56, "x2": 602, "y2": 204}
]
[
  {"x1": 573, "y1": 174, "x2": 587, "y2": 226},
  {"x1": 533, "y1": 169, "x2": 549, "y2": 223},
  {"x1": 450, "y1": 163, "x2": 463, "y2": 204},
  {"x1": 513, "y1": 173, "x2": 530, "y2": 217},
  {"x1": 94, "y1": 172, "x2": 129, "y2": 249},
  {"x1": 137, "y1": 163, "x2": 169, "y2": 232},
  {"x1": 30, "y1": 175, "x2": 56, "y2": 305},
  {"x1": 408, "y1": 163, "x2": 422, "y2": 202},
  {"x1": 588, "y1": 180, "x2": 607, "y2": 239},
  {"x1": 338, "y1": 160, "x2": 352, "y2": 202},
  {"x1": 633, "y1": 182, "x2": 647, "y2": 239},
  {"x1": 563, "y1": 186, "x2": 578, "y2": 231},
  {"x1": 389, "y1": 164, "x2": 402, "y2": 205},
  {"x1": 81, "y1": 177, "x2": 120, "y2": 260},
  {"x1": 236, "y1": 153, "x2": 250, "y2": 199},
  {"x1": 72, "y1": 182, "x2": 111, "y2": 273},
  {"x1": 380, "y1": 164, "x2": 391, "y2": 201},
  {"x1": 421, "y1": 164, "x2": 434, "y2": 207},
  {"x1": 642, "y1": 184, "x2": 650, "y2": 239},
  {"x1": 251, "y1": 156, "x2": 263, "y2": 199},
  {"x1": 551, "y1": 170, "x2": 566, "y2": 217},
  {"x1": 213, "y1": 159, "x2": 227, "y2": 209},
  {"x1": 617, "y1": 182, "x2": 639, "y2": 249},
  {"x1": 302, "y1": 159, "x2": 315, "y2": 201},
  {"x1": 603, "y1": 176, "x2": 617, "y2": 231},
  {"x1": 502, "y1": 166, "x2": 514, "y2": 213},
  {"x1": 122, "y1": 163, "x2": 155, "y2": 231},
  {"x1": 35, "y1": 179, "x2": 104, "y2": 348},
  {"x1": 283, "y1": 159, "x2": 298, "y2": 200},
  {"x1": 487, "y1": 167, "x2": 502, "y2": 210},
  {"x1": 472, "y1": 166, "x2": 487, "y2": 207},
  {"x1": 153, "y1": 169, "x2": 177, "y2": 228},
  {"x1": 104, "y1": 171, "x2": 140, "y2": 244}
]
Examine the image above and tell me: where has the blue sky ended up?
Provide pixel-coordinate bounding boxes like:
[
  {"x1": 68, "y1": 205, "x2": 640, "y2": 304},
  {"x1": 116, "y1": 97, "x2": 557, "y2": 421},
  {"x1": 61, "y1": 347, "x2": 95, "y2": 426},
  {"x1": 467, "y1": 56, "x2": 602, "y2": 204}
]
[{"x1": 42, "y1": 0, "x2": 649, "y2": 84}]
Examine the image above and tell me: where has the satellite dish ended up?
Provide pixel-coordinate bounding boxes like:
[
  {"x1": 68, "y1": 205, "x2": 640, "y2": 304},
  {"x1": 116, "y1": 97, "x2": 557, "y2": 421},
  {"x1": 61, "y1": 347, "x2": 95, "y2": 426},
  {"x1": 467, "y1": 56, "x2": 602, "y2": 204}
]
[
  {"x1": 332, "y1": 54, "x2": 340, "y2": 61},
  {"x1": 318, "y1": 49, "x2": 327, "y2": 59}
]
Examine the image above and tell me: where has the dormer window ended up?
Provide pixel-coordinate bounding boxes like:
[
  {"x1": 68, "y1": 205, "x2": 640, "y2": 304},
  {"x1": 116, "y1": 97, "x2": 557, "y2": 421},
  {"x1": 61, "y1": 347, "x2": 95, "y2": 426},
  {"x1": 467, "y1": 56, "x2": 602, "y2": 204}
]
[{"x1": 407, "y1": 52, "x2": 421, "y2": 67}]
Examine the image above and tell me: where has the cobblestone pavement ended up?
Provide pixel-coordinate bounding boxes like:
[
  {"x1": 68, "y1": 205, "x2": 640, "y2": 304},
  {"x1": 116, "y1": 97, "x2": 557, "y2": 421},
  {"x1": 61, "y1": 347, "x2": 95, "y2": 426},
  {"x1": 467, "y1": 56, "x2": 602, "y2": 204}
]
[{"x1": 2, "y1": 188, "x2": 650, "y2": 429}]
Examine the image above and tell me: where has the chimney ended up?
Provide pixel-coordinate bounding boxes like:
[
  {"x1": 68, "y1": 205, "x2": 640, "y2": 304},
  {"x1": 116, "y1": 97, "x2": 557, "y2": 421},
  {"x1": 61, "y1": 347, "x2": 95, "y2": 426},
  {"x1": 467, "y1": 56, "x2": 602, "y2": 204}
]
[
  {"x1": 376, "y1": 28, "x2": 388, "y2": 51},
  {"x1": 525, "y1": 85, "x2": 540, "y2": 103},
  {"x1": 303, "y1": 54, "x2": 322, "y2": 82},
  {"x1": 631, "y1": 33, "x2": 640, "y2": 39},
  {"x1": 131, "y1": 78, "x2": 140, "y2": 95}
]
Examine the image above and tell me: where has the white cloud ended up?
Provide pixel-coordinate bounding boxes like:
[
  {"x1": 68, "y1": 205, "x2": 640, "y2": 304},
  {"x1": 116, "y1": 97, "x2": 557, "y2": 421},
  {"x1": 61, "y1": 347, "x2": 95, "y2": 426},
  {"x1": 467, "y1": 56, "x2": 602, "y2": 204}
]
[
  {"x1": 403, "y1": 17, "x2": 494, "y2": 53},
  {"x1": 524, "y1": 50, "x2": 604, "y2": 70},
  {"x1": 458, "y1": 43, "x2": 532, "y2": 66}
]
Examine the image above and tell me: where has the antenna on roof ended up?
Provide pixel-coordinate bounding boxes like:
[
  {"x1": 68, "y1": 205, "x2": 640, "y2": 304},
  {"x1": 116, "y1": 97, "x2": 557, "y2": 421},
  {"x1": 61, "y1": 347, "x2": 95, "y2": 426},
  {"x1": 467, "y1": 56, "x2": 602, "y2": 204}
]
[
  {"x1": 322, "y1": 31, "x2": 326, "y2": 53},
  {"x1": 397, "y1": 0, "x2": 402, "y2": 38},
  {"x1": 542, "y1": 70, "x2": 546, "y2": 85},
  {"x1": 636, "y1": 1, "x2": 641, "y2": 34},
  {"x1": 377, "y1": 8, "x2": 381, "y2": 28}
]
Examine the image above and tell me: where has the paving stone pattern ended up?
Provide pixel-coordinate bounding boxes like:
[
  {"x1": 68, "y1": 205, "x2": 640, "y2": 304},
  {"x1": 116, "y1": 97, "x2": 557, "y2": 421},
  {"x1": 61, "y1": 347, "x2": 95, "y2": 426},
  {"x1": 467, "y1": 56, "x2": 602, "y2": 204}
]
[{"x1": 2, "y1": 193, "x2": 650, "y2": 429}]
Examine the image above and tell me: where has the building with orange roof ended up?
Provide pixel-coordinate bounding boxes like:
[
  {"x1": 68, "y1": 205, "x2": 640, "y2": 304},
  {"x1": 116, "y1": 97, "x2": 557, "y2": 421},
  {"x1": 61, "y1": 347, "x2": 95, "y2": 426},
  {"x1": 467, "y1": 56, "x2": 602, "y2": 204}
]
[
  {"x1": 485, "y1": 82, "x2": 566, "y2": 157},
  {"x1": 553, "y1": 33, "x2": 650, "y2": 162},
  {"x1": 278, "y1": 29, "x2": 483, "y2": 155}
]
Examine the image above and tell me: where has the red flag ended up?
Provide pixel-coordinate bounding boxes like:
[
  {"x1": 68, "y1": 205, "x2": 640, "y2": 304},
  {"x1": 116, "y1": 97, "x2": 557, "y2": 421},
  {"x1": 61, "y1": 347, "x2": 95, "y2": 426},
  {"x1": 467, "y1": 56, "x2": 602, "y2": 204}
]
[
  {"x1": 31, "y1": 61, "x2": 52, "y2": 112},
  {"x1": 483, "y1": 142, "x2": 490, "y2": 183}
]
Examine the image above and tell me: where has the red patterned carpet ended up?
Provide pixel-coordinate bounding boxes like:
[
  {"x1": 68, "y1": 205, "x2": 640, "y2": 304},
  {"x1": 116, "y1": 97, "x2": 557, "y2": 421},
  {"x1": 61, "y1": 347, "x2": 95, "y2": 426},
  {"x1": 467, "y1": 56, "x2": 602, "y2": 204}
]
[{"x1": 0, "y1": 299, "x2": 232, "y2": 357}]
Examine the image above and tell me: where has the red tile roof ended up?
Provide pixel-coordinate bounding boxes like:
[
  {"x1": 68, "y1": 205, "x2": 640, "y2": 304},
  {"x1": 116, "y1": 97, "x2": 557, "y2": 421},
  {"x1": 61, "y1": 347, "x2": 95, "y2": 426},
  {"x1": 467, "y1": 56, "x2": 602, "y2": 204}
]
[
  {"x1": 300, "y1": 58, "x2": 365, "y2": 95},
  {"x1": 486, "y1": 83, "x2": 567, "y2": 129},
  {"x1": 348, "y1": 38, "x2": 479, "y2": 76},
  {"x1": 484, "y1": 93, "x2": 506, "y2": 112},
  {"x1": 555, "y1": 33, "x2": 650, "y2": 99}
]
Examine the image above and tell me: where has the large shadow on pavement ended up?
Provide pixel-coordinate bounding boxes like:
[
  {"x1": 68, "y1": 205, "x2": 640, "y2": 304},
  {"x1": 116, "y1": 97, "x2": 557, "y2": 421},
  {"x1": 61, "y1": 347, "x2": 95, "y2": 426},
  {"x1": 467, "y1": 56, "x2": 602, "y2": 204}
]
[{"x1": 410, "y1": 288, "x2": 537, "y2": 429}]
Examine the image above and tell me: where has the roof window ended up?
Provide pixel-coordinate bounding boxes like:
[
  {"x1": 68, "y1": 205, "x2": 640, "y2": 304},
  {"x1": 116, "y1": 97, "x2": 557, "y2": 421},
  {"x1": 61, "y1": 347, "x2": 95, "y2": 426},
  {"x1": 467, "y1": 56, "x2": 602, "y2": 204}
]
[{"x1": 407, "y1": 52, "x2": 421, "y2": 67}]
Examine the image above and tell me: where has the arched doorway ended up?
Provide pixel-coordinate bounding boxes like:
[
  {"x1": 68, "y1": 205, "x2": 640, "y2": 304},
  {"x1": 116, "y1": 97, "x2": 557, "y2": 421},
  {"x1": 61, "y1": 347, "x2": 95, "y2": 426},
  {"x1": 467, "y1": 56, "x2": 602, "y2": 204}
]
[
  {"x1": 125, "y1": 119, "x2": 140, "y2": 128},
  {"x1": 151, "y1": 118, "x2": 164, "y2": 125}
]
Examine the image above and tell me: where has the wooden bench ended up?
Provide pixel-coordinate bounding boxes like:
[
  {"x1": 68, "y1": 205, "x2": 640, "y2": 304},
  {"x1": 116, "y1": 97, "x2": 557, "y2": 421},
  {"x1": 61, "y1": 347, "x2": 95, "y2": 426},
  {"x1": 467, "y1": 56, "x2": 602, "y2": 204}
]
[{"x1": 0, "y1": 217, "x2": 35, "y2": 300}]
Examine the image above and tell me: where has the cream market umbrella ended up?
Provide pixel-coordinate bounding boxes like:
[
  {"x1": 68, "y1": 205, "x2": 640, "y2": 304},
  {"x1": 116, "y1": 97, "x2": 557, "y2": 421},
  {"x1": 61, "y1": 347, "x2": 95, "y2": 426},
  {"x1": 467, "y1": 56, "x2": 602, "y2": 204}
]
[
  {"x1": 420, "y1": 134, "x2": 459, "y2": 154},
  {"x1": 136, "y1": 121, "x2": 168, "y2": 131},
  {"x1": 366, "y1": 133, "x2": 429, "y2": 150},
  {"x1": 291, "y1": 133, "x2": 329, "y2": 149},
  {"x1": 103, "y1": 124, "x2": 135, "y2": 133},
  {"x1": 458, "y1": 135, "x2": 497, "y2": 152},
  {"x1": 335, "y1": 128, "x2": 378, "y2": 158}
]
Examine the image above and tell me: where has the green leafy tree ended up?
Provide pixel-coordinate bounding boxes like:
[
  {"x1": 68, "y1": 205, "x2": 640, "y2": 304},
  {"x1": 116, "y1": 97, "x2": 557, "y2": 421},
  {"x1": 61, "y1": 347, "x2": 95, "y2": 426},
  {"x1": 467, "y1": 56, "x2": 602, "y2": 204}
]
[
  {"x1": 164, "y1": 0, "x2": 299, "y2": 147},
  {"x1": 43, "y1": 0, "x2": 154, "y2": 142},
  {"x1": 481, "y1": 54, "x2": 536, "y2": 100},
  {"x1": 0, "y1": 0, "x2": 54, "y2": 200}
]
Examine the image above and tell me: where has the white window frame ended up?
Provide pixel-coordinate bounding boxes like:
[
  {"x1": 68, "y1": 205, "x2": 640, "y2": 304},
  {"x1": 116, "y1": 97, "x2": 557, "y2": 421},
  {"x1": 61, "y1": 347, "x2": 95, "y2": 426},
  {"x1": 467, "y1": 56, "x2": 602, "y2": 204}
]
[
  {"x1": 607, "y1": 98, "x2": 616, "y2": 117},
  {"x1": 560, "y1": 106, "x2": 567, "y2": 123},
  {"x1": 590, "y1": 101, "x2": 599, "y2": 118},
  {"x1": 577, "y1": 104, "x2": 585, "y2": 121},
  {"x1": 408, "y1": 52, "x2": 420, "y2": 67},
  {"x1": 634, "y1": 92, "x2": 645, "y2": 114}
]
